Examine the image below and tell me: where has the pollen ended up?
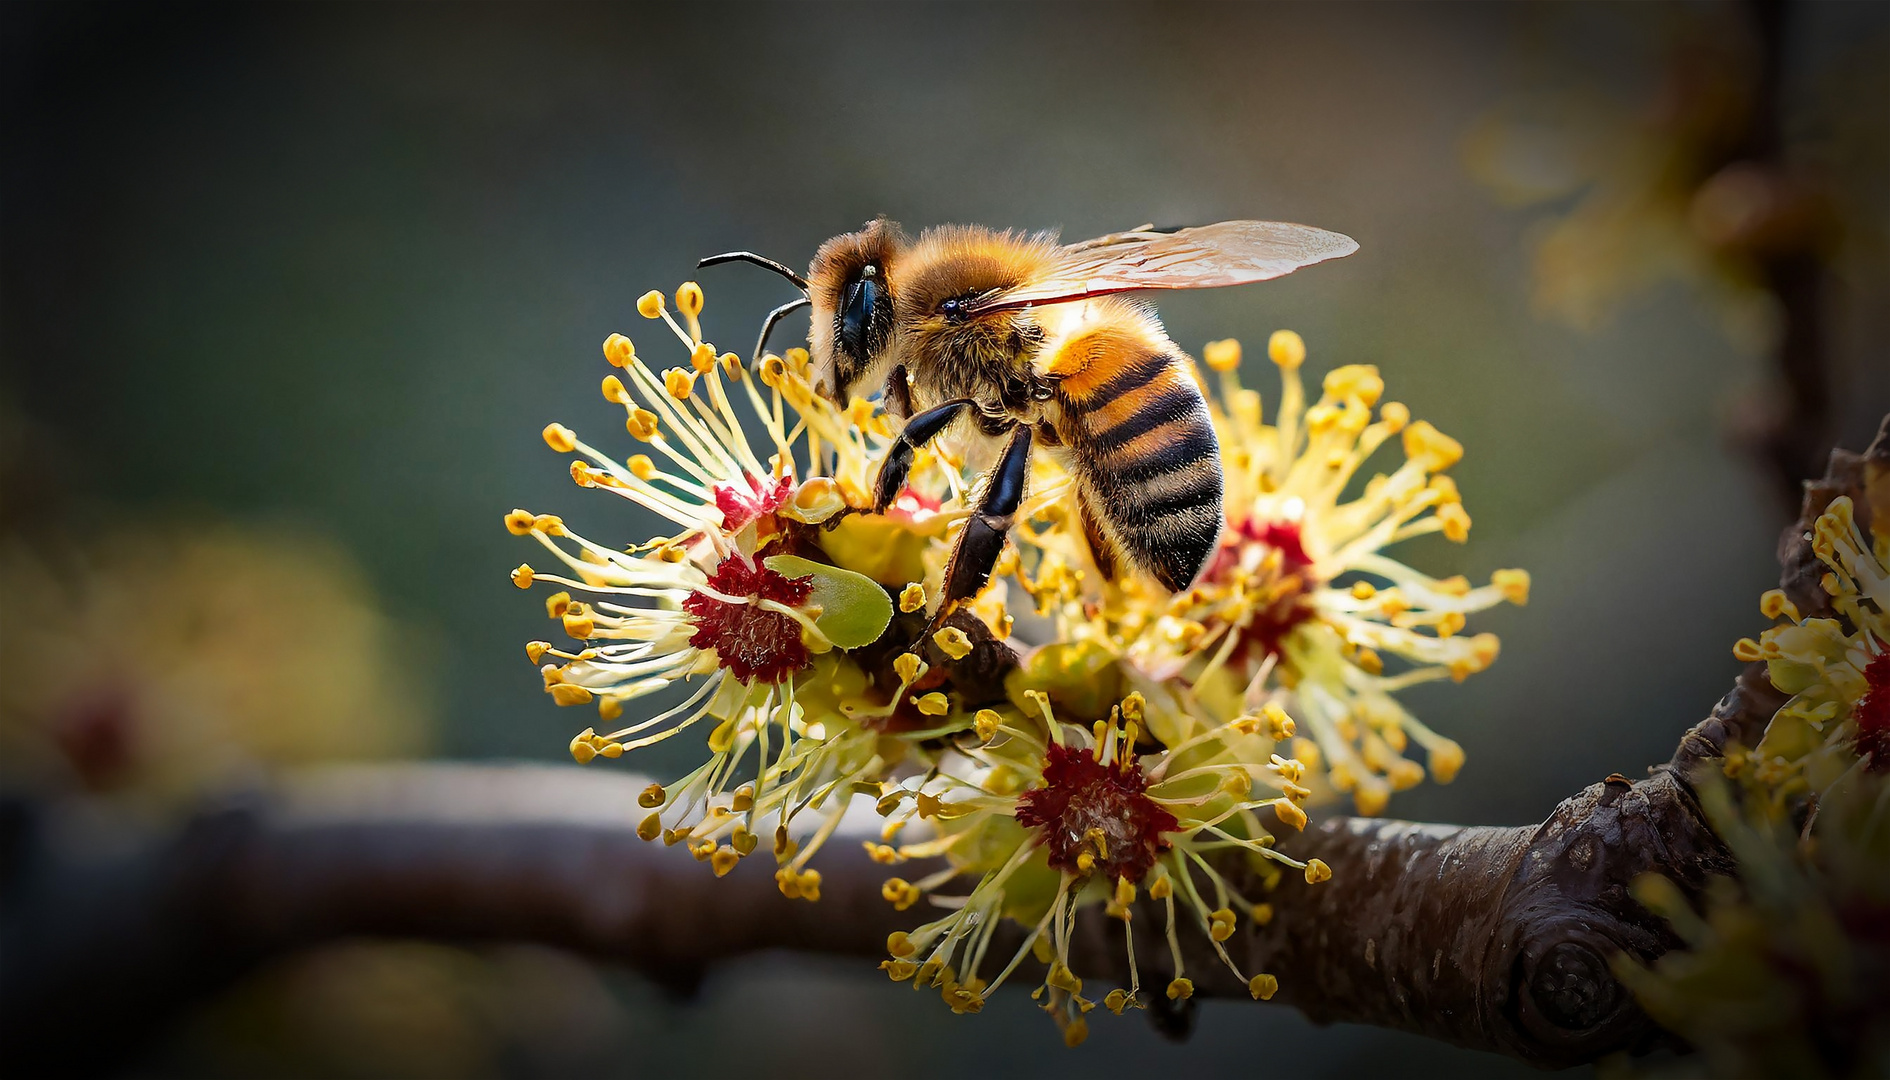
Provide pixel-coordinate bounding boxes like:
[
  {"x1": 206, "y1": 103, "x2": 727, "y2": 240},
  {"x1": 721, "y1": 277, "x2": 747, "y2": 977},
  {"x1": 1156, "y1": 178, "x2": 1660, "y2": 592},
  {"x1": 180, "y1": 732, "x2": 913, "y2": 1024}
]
[
  {"x1": 664, "y1": 367, "x2": 696, "y2": 400},
  {"x1": 1203, "y1": 338, "x2": 1243, "y2": 372},
  {"x1": 899, "y1": 582, "x2": 927, "y2": 613},
  {"x1": 933, "y1": 625, "x2": 973, "y2": 660},
  {"x1": 1267, "y1": 329, "x2": 1306, "y2": 369},
  {"x1": 675, "y1": 281, "x2": 704, "y2": 318}
]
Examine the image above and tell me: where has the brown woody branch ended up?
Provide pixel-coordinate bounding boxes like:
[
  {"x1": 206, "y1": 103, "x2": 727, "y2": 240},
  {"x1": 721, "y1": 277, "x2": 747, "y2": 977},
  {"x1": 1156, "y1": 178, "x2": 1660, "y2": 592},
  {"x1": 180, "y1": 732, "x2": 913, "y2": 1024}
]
[{"x1": 5, "y1": 418, "x2": 1882, "y2": 1075}]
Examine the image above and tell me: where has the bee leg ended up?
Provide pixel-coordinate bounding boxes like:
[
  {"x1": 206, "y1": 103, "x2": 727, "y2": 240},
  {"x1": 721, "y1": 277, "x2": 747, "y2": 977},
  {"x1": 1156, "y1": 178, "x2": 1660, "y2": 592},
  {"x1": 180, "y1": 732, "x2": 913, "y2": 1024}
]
[
  {"x1": 871, "y1": 397, "x2": 975, "y2": 513},
  {"x1": 883, "y1": 365, "x2": 915, "y2": 422},
  {"x1": 934, "y1": 424, "x2": 1032, "y2": 623}
]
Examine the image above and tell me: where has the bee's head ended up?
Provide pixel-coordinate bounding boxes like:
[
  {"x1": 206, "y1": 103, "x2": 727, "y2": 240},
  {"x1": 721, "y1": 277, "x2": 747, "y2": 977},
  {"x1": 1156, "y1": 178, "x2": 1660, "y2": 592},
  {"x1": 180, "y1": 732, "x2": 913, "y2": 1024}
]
[
  {"x1": 896, "y1": 226, "x2": 1055, "y2": 366},
  {"x1": 807, "y1": 218, "x2": 904, "y2": 402}
]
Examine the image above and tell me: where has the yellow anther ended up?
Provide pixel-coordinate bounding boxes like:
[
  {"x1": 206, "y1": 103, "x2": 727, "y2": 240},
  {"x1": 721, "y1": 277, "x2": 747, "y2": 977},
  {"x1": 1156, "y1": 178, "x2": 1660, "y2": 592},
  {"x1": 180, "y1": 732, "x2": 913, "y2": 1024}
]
[
  {"x1": 1350, "y1": 580, "x2": 1377, "y2": 600},
  {"x1": 510, "y1": 564, "x2": 535, "y2": 589},
  {"x1": 1437, "y1": 502, "x2": 1472, "y2": 543},
  {"x1": 1436, "y1": 611, "x2": 1466, "y2": 638},
  {"x1": 525, "y1": 640, "x2": 550, "y2": 663},
  {"x1": 1104, "y1": 989, "x2": 1131, "y2": 1015},
  {"x1": 1251, "y1": 902, "x2": 1275, "y2": 926},
  {"x1": 774, "y1": 825, "x2": 797, "y2": 862},
  {"x1": 1304, "y1": 858, "x2": 1333, "y2": 884},
  {"x1": 899, "y1": 582, "x2": 927, "y2": 613},
  {"x1": 625, "y1": 454, "x2": 656, "y2": 481},
  {"x1": 602, "y1": 332, "x2": 635, "y2": 367},
  {"x1": 1114, "y1": 876, "x2": 1137, "y2": 907},
  {"x1": 881, "y1": 878, "x2": 921, "y2": 910},
  {"x1": 1492, "y1": 568, "x2": 1531, "y2": 605},
  {"x1": 1210, "y1": 907, "x2": 1237, "y2": 941},
  {"x1": 1267, "y1": 329, "x2": 1306, "y2": 369},
  {"x1": 880, "y1": 958, "x2": 918, "y2": 982},
  {"x1": 663, "y1": 367, "x2": 696, "y2": 400},
  {"x1": 561, "y1": 609, "x2": 594, "y2": 640},
  {"x1": 916, "y1": 692, "x2": 950, "y2": 716},
  {"x1": 1149, "y1": 875, "x2": 1173, "y2": 900},
  {"x1": 1222, "y1": 769, "x2": 1253, "y2": 797},
  {"x1": 1732, "y1": 637, "x2": 1764, "y2": 662},
  {"x1": 688, "y1": 341, "x2": 715, "y2": 373},
  {"x1": 731, "y1": 783, "x2": 755, "y2": 812},
  {"x1": 1355, "y1": 647, "x2": 1384, "y2": 675},
  {"x1": 797, "y1": 869, "x2": 822, "y2": 902},
  {"x1": 1273, "y1": 798, "x2": 1309, "y2": 831},
  {"x1": 1249, "y1": 973, "x2": 1279, "y2": 1000},
  {"x1": 1166, "y1": 978, "x2": 1195, "y2": 1001},
  {"x1": 504, "y1": 508, "x2": 536, "y2": 535},
  {"x1": 785, "y1": 476, "x2": 844, "y2": 524},
  {"x1": 550, "y1": 683, "x2": 593, "y2": 707},
  {"x1": 636, "y1": 812, "x2": 661, "y2": 842},
  {"x1": 974, "y1": 709, "x2": 1001, "y2": 742},
  {"x1": 1120, "y1": 691, "x2": 1146, "y2": 723},
  {"x1": 1063, "y1": 1018, "x2": 1089, "y2": 1048},
  {"x1": 1378, "y1": 401, "x2": 1409, "y2": 432},
  {"x1": 1076, "y1": 851, "x2": 1097, "y2": 873},
  {"x1": 657, "y1": 543, "x2": 688, "y2": 563},
  {"x1": 1758, "y1": 588, "x2": 1800, "y2": 621},
  {"x1": 1387, "y1": 758, "x2": 1425, "y2": 790},
  {"x1": 1429, "y1": 739, "x2": 1466, "y2": 783},
  {"x1": 1262, "y1": 702, "x2": 1296, "y2": 740},
  {"x1": 542, "y1": 423, "x2": 577, "y2": 453},
  {"x1": 675, "y1": 281, "x2": 704, "y2": 318},
  {"x1": 636, "y1": 290, "x2": 665, "y2": 318},
  {"x1": 865, "y1": 842, "x2": 902, "y2": 865},
  {"x1": 710, "y1": 846, "x2": 740, "y2": 877},
  {"x1": 893, "y1": 652, "x2": 926, "y2": 684},
  {"x1": 732, "y1": 827, "x2": 758, "y2": 856},
  {"x1": 568, "y1": 731, "x2": 597, "y2": 763},
  {"x1": 932, "y1": 626, "x2": 973, "y2": 660},
  {"x1": 1203, "y1": 338, "x2": 1242, "y2": 372},
  {"x1": 626, "y1": 408, "x2": 660, "y2": 440},
  {"x1": 887, "y1": 931, "x2": 918, "y2": 958},
  {"x1": 599, "y1": 374, "x2": 629, "y2": 404},
  {"x1": 637, "y1": 782, "x2": 667, "y2": 808},
  {"x1": 1402, "y1": 420, "x2": 1464, "y2": 472},
  {"x1": 721, "y1": 351, "x2": 743, "y2": 379},
  {"x1": 531, "y1": 513, "x2": 566, "y2": 537},
  {"x1": 1322, "y1": 364, "x2": 1383, "y2": 406}
]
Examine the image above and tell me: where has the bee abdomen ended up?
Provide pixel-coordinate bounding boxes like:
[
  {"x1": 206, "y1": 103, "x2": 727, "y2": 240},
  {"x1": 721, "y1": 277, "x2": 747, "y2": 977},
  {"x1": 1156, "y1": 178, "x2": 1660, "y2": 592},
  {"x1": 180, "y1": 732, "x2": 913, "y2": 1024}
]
[{"x1": 1057, "y1": 349, "x2": 1224, "y2": 592}]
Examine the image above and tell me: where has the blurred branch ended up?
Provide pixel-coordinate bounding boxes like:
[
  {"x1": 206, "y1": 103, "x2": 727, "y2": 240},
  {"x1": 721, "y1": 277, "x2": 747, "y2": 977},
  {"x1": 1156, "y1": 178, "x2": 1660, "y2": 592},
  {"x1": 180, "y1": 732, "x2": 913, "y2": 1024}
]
[
  {"x1": 1737, "y1": 0, "x2": 1832, "y2": 505},
  {"x1": 6, "y1": 417, "x2": 1884, "y2": 1075}
]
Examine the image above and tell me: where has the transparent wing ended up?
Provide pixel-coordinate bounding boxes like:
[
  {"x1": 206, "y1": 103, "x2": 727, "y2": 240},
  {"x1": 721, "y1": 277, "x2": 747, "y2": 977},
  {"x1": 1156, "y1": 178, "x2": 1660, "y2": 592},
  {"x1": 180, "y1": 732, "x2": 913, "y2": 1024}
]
[{"x1": 967, "y1": 220, "x2": 1358, "y2": 313}]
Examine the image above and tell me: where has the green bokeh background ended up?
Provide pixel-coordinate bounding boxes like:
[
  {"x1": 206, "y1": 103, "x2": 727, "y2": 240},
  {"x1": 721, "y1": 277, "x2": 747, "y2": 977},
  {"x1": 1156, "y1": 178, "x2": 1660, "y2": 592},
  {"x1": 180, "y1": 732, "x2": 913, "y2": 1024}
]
[{"x1": 4, "y1": 3, "x2": 1886, "y2": 1076}]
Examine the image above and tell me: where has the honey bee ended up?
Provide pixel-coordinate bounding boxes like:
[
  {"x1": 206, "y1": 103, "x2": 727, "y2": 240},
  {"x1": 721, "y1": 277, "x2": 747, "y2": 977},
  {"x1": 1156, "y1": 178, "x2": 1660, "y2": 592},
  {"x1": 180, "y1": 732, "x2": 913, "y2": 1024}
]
[{"x1": 701, "y1": 218, "x2": 1356, "y2": 621}]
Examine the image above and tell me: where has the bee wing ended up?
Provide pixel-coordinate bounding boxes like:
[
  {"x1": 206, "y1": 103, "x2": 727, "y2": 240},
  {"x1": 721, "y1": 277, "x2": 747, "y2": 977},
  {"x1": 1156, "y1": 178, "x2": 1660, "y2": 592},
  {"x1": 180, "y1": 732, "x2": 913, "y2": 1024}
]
[{"x1": 968, "y1": 220, "x2": 1357, "y2": 313}]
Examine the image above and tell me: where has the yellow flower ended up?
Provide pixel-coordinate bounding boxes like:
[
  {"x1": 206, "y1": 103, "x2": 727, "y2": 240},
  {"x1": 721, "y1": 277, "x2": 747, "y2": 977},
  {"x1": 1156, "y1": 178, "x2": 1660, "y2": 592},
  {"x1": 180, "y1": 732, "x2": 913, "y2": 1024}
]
[
  {"x1": 1013, "y1": 332, "x2": 1524, "y2": 813},
  {"x1": 1733, "y1": 497, "x2": 1888, "y2": 799}
]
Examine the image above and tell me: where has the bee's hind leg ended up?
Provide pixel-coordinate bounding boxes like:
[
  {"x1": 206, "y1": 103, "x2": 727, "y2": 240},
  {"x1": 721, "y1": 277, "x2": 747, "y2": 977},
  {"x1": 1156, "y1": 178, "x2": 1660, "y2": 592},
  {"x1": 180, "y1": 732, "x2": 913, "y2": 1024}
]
[
  {"x1": 872, "y1": 397, "x2": 975, "y2": 512},
  {"x1": 931, "y1": 424, "x2": 1032, "y2": 628}
]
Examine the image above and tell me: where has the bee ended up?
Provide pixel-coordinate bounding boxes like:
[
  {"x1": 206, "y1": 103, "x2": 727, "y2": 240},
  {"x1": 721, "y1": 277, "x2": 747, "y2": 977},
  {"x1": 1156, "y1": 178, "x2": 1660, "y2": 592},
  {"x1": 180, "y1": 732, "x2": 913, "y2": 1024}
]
[{"x1": 700, "y1": 218, "x2": 1357, "y2": 622}]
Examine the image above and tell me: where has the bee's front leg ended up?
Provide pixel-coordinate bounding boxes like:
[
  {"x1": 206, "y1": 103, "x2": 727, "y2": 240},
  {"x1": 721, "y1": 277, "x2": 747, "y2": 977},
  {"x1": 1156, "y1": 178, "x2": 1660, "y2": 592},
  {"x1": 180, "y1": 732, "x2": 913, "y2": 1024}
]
[
  {"x1": 933, "y1": 423, "x2": 1032, "y2": 627},
  {"x1": 871, "y1": 397, "x2": 975, "y2": 513}
]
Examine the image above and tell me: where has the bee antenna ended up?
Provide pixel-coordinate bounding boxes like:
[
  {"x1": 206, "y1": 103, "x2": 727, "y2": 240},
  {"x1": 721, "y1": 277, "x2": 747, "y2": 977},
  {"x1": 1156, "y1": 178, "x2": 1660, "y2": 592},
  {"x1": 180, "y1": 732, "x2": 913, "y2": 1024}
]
[
  {"x1": 697, "y1": 251, "x2": 810, "y2": 294},
  {"x1": 752, "y1": 296, "x2": 811, "y2": 364}
]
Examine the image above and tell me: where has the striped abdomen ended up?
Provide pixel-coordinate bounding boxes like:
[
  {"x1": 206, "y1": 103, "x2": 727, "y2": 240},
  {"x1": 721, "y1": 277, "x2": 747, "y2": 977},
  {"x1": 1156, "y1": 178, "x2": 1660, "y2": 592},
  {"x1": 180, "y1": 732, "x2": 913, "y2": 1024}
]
[{"x1": 1050, "y1": 327, "x2": 1224, "y2": 592}]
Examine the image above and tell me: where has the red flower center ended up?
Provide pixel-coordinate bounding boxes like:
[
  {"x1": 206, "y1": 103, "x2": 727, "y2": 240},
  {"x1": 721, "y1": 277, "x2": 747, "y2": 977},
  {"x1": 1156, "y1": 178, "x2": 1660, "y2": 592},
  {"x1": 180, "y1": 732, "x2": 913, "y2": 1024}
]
[
  {"x1": 1199, "y1": 519, "x2": 1317, "y2": 662},
  {"x1": 715, "y1": 473, "x2": 795, "y2": 533},
  {"x1": 682, "y1": 556, "x2": 813, "y2": 684},
  {"x1": 1856, "y1": 647, "x2": 1890, "y2": 772},
  {"x1": 1015, "y1": 743, "x2": 1178, "y2": 883}
]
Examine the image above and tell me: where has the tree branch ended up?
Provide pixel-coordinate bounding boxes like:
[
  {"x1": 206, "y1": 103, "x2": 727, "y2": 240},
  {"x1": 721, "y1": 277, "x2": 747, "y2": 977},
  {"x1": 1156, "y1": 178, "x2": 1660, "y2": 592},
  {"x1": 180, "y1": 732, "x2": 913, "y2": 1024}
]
[{"x1": 5, "y1": 417, "x2": 1883, "y2": 1076}]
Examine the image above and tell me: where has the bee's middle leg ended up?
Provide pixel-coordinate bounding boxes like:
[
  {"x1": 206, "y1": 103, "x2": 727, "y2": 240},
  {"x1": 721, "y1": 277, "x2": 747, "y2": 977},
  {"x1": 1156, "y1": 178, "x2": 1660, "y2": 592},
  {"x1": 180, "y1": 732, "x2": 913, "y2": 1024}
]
[
  {"x1": 872, "y1": 397, "x2": 975, "y2": 512},
  {"x1": 935, "y1": 423, "x2": 1032, "y2": 621}
]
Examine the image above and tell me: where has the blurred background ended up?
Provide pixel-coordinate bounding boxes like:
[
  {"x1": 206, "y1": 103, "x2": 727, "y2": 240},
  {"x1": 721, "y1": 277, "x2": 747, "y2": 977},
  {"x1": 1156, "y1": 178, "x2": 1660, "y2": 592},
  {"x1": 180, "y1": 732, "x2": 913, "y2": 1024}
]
[{"x1": 3, "y1": 2, "x2": 1885, "y2": 1076}]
